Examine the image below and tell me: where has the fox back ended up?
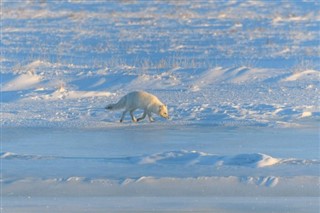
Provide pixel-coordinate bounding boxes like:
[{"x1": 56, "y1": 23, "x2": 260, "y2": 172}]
[{"x1": 124, "y1": 91, "x2": 163, "y2": 109}]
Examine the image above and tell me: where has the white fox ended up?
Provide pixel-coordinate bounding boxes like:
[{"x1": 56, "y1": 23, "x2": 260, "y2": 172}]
[{"x1": 106, "y1": 91, "x2": 169, "y2": 122}]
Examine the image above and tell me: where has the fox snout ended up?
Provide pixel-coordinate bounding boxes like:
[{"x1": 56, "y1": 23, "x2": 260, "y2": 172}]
[
  {"x1": 161, "y1": 112, "x2": 170, "y2": 119},
  {"x1": 158, "y1": 105, "x2": 169, "y2": 119},
  {"x1": 160, "y1": 114, "x2": 169, "y2": 119}
]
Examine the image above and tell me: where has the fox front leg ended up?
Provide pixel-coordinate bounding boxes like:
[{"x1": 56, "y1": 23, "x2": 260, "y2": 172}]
[
  {"x1": 130, "y1": 110, "x2": 137, "y2": 122},
  {"x1": 120, "y1": 110, "x2": 128, "y2": 122},
  {"x1": 148, "y1": 112, "x2": 154, "y2": 122}
]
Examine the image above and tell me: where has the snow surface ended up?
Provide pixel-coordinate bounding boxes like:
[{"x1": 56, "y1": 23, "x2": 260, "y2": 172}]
[{"x1": 1, "y1": 1, "x2": 319, "y2": 212}]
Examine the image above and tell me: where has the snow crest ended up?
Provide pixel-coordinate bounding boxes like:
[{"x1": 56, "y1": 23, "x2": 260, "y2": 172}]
[{"x1": 139, "y1": 151, "x2": 280, "y2": 168}]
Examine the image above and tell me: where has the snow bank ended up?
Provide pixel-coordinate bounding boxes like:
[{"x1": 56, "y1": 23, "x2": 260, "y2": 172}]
[
  {"x1": 223, "y1": 153, "x2": 280, "y2": 168},
  {"x1": 40, "y1": 87, "x2": 113, "y2": 100},
  {"x1": 2, "y1": 73, "x2": 42, "y2": 91},
  {"x1": 192, "y1": 67, "x2": 281, "y2": 87},
  {"x1": 139, "y1": 150, "x2": 280, "y2": 168},
  {"x1": 282, "y1": 70, "x2": 320, "y2": 82},
  {"x1": 0, "y1": 152, "x2": 54, "y2": 160},
  {"x1": 4, "y1": 150, "x2": 318, "y2": 169}
]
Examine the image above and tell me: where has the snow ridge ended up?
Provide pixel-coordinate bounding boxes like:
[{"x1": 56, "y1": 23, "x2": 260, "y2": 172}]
[
  {"x1": 139, "y1": 150, "x2": 280, "y2": 168},
  {"x1": 2, "y1": 151, "x2": 318, "y2": 168}
]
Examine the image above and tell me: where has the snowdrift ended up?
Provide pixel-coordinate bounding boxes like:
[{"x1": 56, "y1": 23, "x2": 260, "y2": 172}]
[{"x1": 1, "y1": 1, "x2": 319, "y2": 212}]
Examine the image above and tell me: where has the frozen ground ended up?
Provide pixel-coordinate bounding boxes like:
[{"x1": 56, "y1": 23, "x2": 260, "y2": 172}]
[
  {"x1": 1, "y1": 0, "x2": 319, "y2": 213},
  {"x1": 2, "y1": 127, "x2": 319, "y2": 213}
]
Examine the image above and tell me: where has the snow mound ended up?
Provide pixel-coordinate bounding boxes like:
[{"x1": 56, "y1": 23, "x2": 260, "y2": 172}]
[
  {"x1": 40, "y1": 87, "x2": 113, "y2": 100},
  {"x1": 191, "y1": 67, "x2": 280, "y2": 88},
  {"x1": 2, "y1": 73, "x2": 42, "y2": 91},
  {"x1": 23, "y1": 60, "x2": 54, "y2": 70},
  {"x1": 0, "y1": 152, "x2": 17, "y2": 159},
  {"x1": 223, "y1": 153, "x2": 280, "y2": 168},
  {"x1": 139, "y1": 150, "x2": 280, "y2": 168},
  {"x1": 139, "y1": 150, "x2": 210, "y2": 165},
  {"x1": 282, "y1": 70, "x2": 320, "y2": 82},
  {"x1": 0, "y1": 152, "x2": 53, "y2": 160}
]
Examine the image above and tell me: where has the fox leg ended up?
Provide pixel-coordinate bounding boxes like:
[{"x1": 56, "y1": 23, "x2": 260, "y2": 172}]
[
  {"x1": 120, "y1": 110, "x2": 128, "y2": 122},
  {"x1": 137, "y1": 110, "x2": 147, "y2": 122},
  {"x1": 130, "y1": 110, "x2": 137, "y2": 122},
  {"x1": 148, "y1": 112, "x2": 154, "y2": 122}
]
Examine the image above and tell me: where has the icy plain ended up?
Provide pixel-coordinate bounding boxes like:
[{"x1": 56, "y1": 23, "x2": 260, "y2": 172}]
[{"x1": 1, "y1": 1, "x2": 319, "y2": 212}]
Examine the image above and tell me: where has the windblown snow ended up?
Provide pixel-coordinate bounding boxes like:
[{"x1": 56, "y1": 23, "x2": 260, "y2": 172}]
[
  {"x1": 0, "y1": 151, "x2": 283, "y2": 167},
  {"x1": 138, "y1": 151, "x2": 281, "y2": 168},
  {"x1": 1, "y1": 1, "x2": 319, "y2": 128},
  {"x1": 1, "y1": 1, "x2": 319, "y2": 213}
]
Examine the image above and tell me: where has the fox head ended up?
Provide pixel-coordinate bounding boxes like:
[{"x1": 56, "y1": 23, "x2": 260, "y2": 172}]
[{"x1": 159, "y1": 105, "x2": 169, "y2": 119}]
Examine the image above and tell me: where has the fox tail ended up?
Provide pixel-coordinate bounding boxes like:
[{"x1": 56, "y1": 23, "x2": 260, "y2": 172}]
[{"x1": 106, "y1": 96, "x2": 126, "y2": 110}]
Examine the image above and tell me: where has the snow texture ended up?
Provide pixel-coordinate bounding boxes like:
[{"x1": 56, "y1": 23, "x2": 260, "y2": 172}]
[{"x1": 1, "y1": 1, "x2": 319, "y2": 213}]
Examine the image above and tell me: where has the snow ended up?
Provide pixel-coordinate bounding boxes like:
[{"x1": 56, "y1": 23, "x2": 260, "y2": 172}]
[
  {"x1": 282, "y1": 70, "x2": 320, "y2": 82},
  {"x1": 139, "y1": 150, "x2": 281, "y2": 168},
  {"x1": 1, "y1": 1, "x2": 319, "y2": 212},
  {"x1": 2, "y1": 73, "x2": 42, "y2": 91}
]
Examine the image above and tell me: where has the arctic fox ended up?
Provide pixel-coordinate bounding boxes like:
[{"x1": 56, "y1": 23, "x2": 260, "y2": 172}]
[{"x1": 106, "y1": 91, "x2": 169, "y2": 122}]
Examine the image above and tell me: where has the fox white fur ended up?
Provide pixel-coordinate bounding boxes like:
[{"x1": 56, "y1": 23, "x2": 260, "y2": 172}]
[{"x1": 106, "y1": 91, "x2": 169, "y2": 122}]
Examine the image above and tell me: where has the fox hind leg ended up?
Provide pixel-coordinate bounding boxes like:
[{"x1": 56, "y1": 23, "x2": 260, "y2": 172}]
[
  {"x1": 137, "y1": 110, "x2": 147, "y2": 122},
  {"x1": 148, "y1": 112, "x2": 154, "y2": 122},
  {"x1": 120, "y1": 110, "x2": 128, "y2": 122},
  {"x1": 130, "y1": 110, "x2": 137, "y2": 122}
]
